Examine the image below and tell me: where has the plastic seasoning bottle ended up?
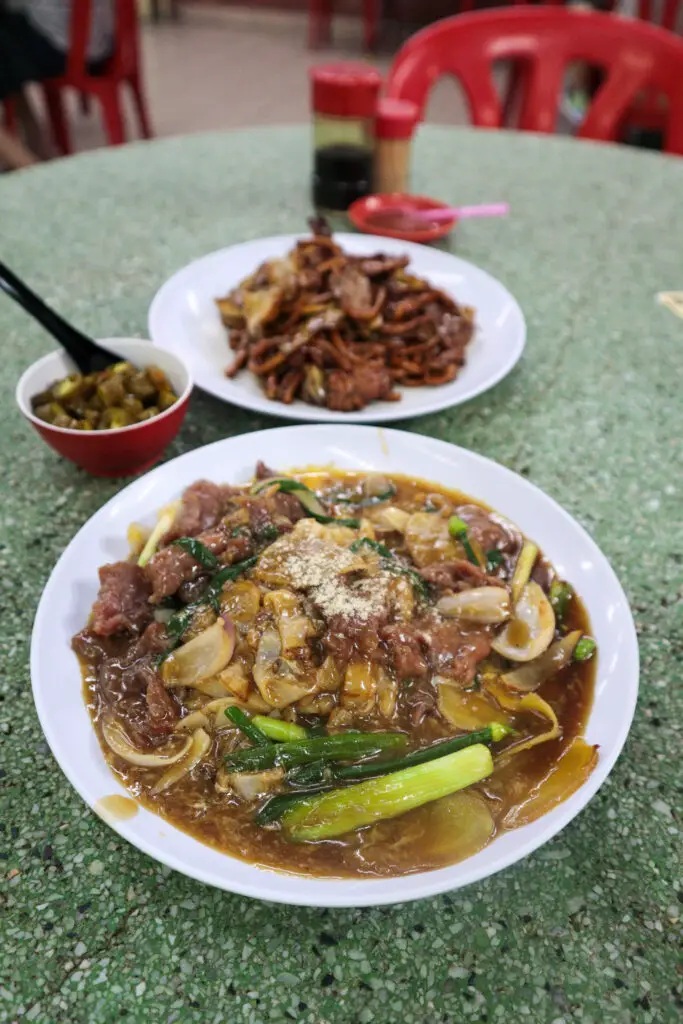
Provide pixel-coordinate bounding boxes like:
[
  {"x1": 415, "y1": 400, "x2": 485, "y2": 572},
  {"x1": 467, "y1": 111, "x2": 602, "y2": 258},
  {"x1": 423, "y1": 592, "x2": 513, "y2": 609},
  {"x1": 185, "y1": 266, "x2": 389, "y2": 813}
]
[
  {"x1": 310, "y1": 62, "x2": 382, "y2": 211},
  {"x1": 374, "y1": 98, "x2": 420, "y2": 195}
]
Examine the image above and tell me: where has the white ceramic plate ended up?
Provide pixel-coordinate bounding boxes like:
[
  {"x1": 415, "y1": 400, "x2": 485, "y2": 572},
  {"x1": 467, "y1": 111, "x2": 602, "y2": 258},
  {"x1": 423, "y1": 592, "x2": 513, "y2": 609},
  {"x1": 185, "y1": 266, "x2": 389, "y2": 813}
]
[
  {"x1": 148, "y1": 234, "x2": 526, "y2": 422},
  {"x1": 31, "y1": 426, "x2": 638, "y2": 907}
]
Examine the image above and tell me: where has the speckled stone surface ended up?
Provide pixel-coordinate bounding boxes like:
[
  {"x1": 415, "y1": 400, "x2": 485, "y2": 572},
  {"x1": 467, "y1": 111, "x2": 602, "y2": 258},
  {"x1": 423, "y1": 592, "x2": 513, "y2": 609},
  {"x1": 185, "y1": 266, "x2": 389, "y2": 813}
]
[{"x1": 0, "y1": 126, "x2": 681, "y2": 1023}]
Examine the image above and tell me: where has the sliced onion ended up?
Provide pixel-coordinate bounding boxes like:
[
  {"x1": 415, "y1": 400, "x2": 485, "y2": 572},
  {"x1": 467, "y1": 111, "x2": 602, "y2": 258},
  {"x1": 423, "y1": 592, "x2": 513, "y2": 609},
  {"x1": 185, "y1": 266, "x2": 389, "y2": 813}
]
[
  {"x1": 174, "y1": 711, "x2": 210, "y2": 732},
  {"x1": 102, "y1": 716, "x2": 191, "y2": 767},
  {"x1": 203, "y1": 696, "x2": 245, "y2": 728},
  {"x1": 151, "y1": 727, "x2": 211, "y2": 794},
  {"x1": 162, "y1": 617, "x2": 236, "y2": 688},
  {"x1": 504, "y1": 738, "x2": 598, "y2": 827},
  {"x1": 192, "y1": 677, "x2": 233, "y2": 698},
  {"x1": 437, "y1": 679, "x2": 510, "y2": 731},
  {"x1": 437, "y1": 587, "x2": 511, "y2": 624},
  {"x1": 218, "y1": 662, "x2": 251, "y2": 700},
  {"x1": 501, "y1": 630, "x2": 582, "y2": 692},
  {"x1": 491, "y1": 582, "x2": 555, "y2": 662}
]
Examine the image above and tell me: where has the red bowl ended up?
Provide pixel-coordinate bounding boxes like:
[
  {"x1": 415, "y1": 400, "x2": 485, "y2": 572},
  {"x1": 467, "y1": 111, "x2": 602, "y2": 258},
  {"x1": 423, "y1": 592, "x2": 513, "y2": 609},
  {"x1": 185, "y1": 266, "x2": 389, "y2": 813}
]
[
  {"x1": 348, "y1": 193, "x2": 457, "y2": 243},
  {"x1": 16, "y1": 338, "x2": 193, "y2": 477}
]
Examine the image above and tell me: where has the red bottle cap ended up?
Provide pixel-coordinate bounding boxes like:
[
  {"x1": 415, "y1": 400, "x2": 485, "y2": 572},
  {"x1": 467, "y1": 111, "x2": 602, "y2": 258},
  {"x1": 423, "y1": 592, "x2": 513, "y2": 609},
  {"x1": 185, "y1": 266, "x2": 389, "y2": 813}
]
[
  {"x1": 311, "y1": 63, "x2": 382, "y2": 119},
  {"x1": 376, "y1": 98, "x2": 419, "y2": 140}
]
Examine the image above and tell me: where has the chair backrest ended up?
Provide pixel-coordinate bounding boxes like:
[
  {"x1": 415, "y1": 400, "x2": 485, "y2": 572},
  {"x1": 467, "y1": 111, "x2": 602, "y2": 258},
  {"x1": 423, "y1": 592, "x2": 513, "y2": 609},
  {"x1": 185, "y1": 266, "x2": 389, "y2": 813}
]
[
  {"x1": 386, "y1": 8, "x2": 683, "y2": 155},
  {"x1": 637, "y1": 0, "x2": 681, "y2": 32},
  {"x1": 66, "y1": 0, "x2": 140, "y2": 81}
]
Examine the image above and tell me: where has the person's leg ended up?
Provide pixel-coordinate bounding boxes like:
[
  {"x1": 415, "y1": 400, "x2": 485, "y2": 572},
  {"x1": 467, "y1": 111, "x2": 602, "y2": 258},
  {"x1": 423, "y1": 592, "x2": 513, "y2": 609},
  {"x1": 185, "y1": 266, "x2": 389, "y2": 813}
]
[
  {"x1": 0, "y1": 125, "x2": 38, "y2": 170},
  {"x1": 15, "y1": 89, "x2": 52, "y2": 158}
]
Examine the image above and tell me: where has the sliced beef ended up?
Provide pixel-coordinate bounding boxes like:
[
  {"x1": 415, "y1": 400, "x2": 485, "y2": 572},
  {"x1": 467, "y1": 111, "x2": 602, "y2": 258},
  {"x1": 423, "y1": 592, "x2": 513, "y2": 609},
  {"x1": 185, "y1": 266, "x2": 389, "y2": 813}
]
[
  {"x1": 400, "y1": 677, "x2": 437, "y2": 727},
  {"x1": 145, "y1": 546, "x2": 205, "y2": 603},
  {"x1": 323, "y1": 609, "x2": 388, "y2": 664},
  {"x1": 162, "y1": 480, "x2": 237, "y2": 543},
  {"x1": 271, "y1": 490, "x2": 306, "y2": 523},
  {"x1": 358, "y1": 255, "x2": 410, "y2": 278},
  {"x1": 133, "y1": 621, "x2": 169, "y2": 658},
  {"x1": 327, "y1": 366, "x2": 395, "y2": 412},
  {"x1": 254, "y1": 464, "x2": 307, "y2": 522},
  {"x1": 379, "y1": 622, "x2": 429, "y2": 681},
  {"x1": 454, "y1": 504, "x2": 519, "y2": 556},
  {"x1": 255, "y1": 460, "x2": 276, "y2": 480},
  {"x1": 331, "y1": 264, "x2": 373, "y2": 317},
  {"x1": 309, "y1": 213, "x2": 332, "y2": 238},
  {"x1": 91, "y1": 562, "x2": 152, "y2": 637},
  {"x1": 145, "y1": 674, "x2": 180, "y2": 735},
  {"x1": 420, "y1": 559, "x2": 500, "y2": 593},
  {"x1": 417, "y1": 618, "x2": 492, "y2": 686},
  {"x1": 146, "y1": 516, "x2": 260, "y2": 602}
]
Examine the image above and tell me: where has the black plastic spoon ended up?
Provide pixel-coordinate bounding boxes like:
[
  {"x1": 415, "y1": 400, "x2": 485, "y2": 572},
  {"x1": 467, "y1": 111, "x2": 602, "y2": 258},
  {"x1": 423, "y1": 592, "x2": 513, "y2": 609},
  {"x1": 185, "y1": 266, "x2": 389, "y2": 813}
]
[{"x1": 0, "y1": 260, "x2": 116, "y2": 374}]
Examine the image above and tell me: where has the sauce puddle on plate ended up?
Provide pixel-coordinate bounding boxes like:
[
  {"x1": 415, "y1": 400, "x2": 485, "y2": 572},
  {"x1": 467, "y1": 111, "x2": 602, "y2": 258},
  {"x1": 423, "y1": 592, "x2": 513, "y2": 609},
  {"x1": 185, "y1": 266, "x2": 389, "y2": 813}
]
[{"x1": 94, "y1": 795, "x2": 139, "y2": 823}]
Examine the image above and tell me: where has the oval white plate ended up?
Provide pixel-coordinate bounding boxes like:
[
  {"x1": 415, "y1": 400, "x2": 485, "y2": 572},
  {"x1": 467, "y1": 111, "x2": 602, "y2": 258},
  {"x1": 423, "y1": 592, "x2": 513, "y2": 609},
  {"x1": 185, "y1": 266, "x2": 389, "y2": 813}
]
[
  {"x1": 148, "y1": 234, "x2": 526, "y2": 423},
  {"x1": 31, "y1": 426, "x2": 637, "y2": 907}
]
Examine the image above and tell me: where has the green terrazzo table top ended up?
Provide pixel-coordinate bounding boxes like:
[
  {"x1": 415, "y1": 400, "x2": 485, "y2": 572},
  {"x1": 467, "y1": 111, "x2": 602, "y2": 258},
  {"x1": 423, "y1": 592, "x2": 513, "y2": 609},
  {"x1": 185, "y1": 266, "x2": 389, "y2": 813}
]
[{"x1": 0, "y1": 126, "x2": 681, "y2": 1023}]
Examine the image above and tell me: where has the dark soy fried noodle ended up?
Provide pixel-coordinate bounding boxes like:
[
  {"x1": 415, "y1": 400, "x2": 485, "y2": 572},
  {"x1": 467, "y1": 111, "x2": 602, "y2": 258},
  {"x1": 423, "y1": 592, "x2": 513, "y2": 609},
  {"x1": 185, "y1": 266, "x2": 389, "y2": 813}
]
[{"x1": 75, "y1": 469, "x2": 597, "y2": 878}]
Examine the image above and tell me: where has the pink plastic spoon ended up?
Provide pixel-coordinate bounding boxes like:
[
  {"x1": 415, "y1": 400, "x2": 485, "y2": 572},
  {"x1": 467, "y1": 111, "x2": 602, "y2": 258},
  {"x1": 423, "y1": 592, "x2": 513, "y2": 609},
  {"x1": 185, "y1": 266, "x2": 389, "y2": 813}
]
[{"x1": 406, "y1": 203, "x2": 510, "y2": 223}]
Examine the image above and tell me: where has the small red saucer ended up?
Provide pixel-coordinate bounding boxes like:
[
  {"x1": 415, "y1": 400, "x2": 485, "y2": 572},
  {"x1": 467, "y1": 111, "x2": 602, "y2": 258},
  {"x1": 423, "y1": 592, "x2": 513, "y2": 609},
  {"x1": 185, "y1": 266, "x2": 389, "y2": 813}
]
[{"x1": 348, "y1": 193, "x2": 456, "y2": 243}]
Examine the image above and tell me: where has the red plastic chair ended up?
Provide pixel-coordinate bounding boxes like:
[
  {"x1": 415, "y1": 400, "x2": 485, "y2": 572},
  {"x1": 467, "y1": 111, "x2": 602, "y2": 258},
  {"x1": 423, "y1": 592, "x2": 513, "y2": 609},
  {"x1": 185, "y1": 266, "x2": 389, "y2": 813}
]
[
  {"x1": 309, "y1": 0, "x2": 381, "y2": 52},
  {"x1": 637, "y1": 0, "x2": 681, "y2": 30},
  {"x1": 42, "y1": 0, "x2": 152, "y2": 154},
  {"x1": 386, "y1": 8, "x2": 683, "y2": 155}
]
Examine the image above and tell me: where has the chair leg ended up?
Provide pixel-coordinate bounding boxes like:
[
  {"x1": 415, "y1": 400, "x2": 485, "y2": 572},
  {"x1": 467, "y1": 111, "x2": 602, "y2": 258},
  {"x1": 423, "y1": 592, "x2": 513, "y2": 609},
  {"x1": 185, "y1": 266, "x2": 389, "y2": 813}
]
[
  {"x1": 43, "y1": 84, "x2": 71, "y2": 155},
  {"x1": 363, "y1": 0, "x2": 380, "y2": 52},
  {"x1": 3, "y1": 98, "x2": 17, "y2": 132},
  {"x1": 99, "y1": 91, "x2": 126, "y2": 146},
  {"x1": 309, "y1": 0, "x2": 332, "y2": 49},
  {"x1": 129, "y1": 76, "x2": 153, "y2": 139}
]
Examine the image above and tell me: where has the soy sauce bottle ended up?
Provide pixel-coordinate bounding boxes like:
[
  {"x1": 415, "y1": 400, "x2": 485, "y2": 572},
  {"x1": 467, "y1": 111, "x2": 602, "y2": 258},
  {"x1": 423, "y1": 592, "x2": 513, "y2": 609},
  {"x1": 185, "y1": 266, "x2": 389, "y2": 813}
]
[{"x1": 310, "y1": 63, "x2": 381, "y2": 212}]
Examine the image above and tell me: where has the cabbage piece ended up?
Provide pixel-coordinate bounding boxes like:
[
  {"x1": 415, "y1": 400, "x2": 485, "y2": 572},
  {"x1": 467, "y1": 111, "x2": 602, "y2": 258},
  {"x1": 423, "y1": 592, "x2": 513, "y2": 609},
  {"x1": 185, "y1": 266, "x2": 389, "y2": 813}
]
[
  {"x1": 503, "y1": 738, "x2": 598, "y2": 827},
  {"x1": 253, "y1": 628, "x2": 315, "y2": 707},
  {"x1": 342, "y1": 661, "x2": 378, "y2": 715},
  {"x1": 361, "y1": 791, "x2": 495, "y2": 872},
  {"x1": 405, "y1": 512, "x2": 459, "y2": 567},
  {"x1": 437, "y1": 680, "x2": 510, "y2": 732}
]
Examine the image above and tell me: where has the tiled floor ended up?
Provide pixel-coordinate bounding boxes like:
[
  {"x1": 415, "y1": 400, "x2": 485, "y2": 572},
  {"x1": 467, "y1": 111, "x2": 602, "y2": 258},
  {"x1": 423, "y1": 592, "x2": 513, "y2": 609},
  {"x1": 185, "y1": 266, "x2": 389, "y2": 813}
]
[{"x1": 44, "y1": 5, "x2": 473, "y2": 154}]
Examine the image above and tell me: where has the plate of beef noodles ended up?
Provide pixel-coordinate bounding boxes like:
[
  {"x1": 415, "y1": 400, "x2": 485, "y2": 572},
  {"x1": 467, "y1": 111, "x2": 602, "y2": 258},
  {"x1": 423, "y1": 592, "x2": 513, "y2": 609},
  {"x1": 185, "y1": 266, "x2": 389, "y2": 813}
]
[
  {"x1": 147, "y1": 220, "x2": 525, "y2": 422},
  {"x1": 31, "y1": 426, "x2": 638, "y2": 906}
]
